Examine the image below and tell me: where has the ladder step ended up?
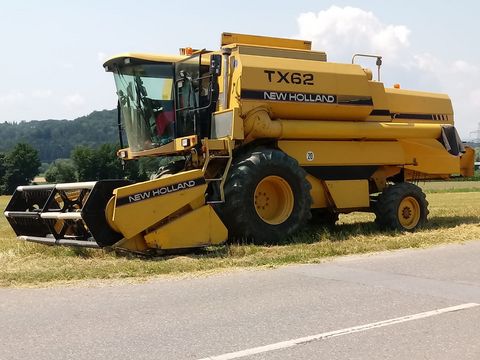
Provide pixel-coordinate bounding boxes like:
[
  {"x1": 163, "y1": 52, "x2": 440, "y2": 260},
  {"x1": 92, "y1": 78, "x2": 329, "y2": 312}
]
[
  {"x1": 209, "y1": 155, "x2": 231, "y2": 159},
  {"x1": 207, "y1": 200, "x2": 225, "y2": 204}
]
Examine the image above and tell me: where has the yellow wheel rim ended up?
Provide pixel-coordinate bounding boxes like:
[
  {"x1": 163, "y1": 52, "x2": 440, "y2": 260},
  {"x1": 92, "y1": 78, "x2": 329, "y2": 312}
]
[
  {"x1": 254, "y1": 176, "x2": 294, "y2": 225},
  {"x1": 398, "y1": 196, "x2": 421, "y2": 230}
]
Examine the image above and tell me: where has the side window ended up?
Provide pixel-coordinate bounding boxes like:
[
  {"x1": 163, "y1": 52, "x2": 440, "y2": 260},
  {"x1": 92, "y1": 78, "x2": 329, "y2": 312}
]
[{"x1": 175, "y1": 55, "x2": 201, "y2": 137}]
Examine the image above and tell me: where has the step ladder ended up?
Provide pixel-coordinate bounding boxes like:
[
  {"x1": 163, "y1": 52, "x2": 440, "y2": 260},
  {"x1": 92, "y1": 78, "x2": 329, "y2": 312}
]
[{"x1": 203, "y1": 142, "x2": 233, "y2": 204}]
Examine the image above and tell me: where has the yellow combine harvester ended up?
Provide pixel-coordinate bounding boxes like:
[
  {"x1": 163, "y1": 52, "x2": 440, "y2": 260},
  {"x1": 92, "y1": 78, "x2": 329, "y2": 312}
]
[{"x1": 4, "y1": 33, "x2": 475, "y2": 253}]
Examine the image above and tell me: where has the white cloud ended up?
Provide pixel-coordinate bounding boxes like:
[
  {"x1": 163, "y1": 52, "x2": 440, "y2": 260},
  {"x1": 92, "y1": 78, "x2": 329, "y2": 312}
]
[
  {"x1": 97, "y1": 52, "x2": 107, "y2": 63},
  {"x1": 411, "y1": 53, "x2": 442, "y2": 72},
  {"x1": 297, "y1": 6, "x2": 410, "y2": 61},
  {"x1": 470, "y1": 88, "x2": 480, "y2": 108},
  {"x1": 408, "y1": 54, "x2": 480, "y2": 136},
  {"x1": 64, "y1": 94, "x2": 85, "y2": 107},
  {"x1": 0, "y1": 91, "x2": 24, "y2": 105},
  {"x1": 452, "y1": 60, "x2": 479, "y2": 75},
  {"x1": 31, "y1": 89, "x2": 53, "y2": 99},
  {"x1": 295, "y1": 6, "x2": 478, "y2": 137}
]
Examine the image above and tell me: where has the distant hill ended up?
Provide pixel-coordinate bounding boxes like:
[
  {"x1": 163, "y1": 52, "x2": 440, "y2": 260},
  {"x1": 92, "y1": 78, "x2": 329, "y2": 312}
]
[{"x1": 0, "y1": 110, "x2": 118, "y2": 162}]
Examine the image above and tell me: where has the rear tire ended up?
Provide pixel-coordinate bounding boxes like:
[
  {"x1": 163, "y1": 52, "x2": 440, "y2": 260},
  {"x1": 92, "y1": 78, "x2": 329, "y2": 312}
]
[
  {"x1": 374, "y1": 182, "x2": 428, "y2": 231},
  {"x1": 220, "y1": 148, "x2": 312, "y2": 244}
]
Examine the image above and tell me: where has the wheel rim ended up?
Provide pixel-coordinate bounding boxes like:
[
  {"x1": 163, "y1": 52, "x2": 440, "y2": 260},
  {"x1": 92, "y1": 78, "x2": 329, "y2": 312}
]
[
  {"x1": 254, "y1": 176, "x2": 294, "y2": 225},
  {"x1": 397, "y1": 196, "x2": 421, "y2": 229}
]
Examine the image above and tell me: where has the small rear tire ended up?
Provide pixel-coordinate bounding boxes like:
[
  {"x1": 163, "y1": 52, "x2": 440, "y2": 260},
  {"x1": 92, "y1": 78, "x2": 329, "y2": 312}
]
[{"x1": 375, "y1": 182, "x2": 428, "y2": 231}]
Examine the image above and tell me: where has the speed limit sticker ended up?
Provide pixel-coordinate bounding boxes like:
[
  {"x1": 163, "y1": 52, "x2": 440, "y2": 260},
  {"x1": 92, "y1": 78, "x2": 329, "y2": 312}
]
[{"x1": 306, "y1": 151, "x2": 314, "y2": 161}]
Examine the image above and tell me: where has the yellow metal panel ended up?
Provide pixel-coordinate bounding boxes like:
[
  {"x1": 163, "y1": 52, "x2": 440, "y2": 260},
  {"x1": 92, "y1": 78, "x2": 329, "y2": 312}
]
[
  {"x1": 239, "y1": 53, "x2": 367, "y2": 89},
  {"x1": 222, "y1": 32, "x2": 312, "y2": 50},
  {"x1": 306, "y1": 175, "x2": 329, "y2": 208},
  {"x1": 278, "y1": 141, "x2": 406, "y2": 166},
  {"x1": 144, "y1": 205, "x2": 227, "y2": 249},
  {"x1": 204, "y1": 138, "x2": 228, "y2": 151},
  {"x1": 367, "y1": 82, "x2": 391, "y2": 122},
  {"x1": 386, "y1": 88, "x2": 454, "y2": 124},
  {"x1": 232, "y1": 107, "x2": 244, "y2": 140},
  {"x1": 122, "y1": 135, "x2": 198, "y2": 159},
  {"x1": 114, "y1": 234, "x2": 149, "y2": 252},
  {"x1": 325, "y1": 180, "x2": 370, "y2": 209},
  {"x1": 399, "y1": 139, "x2": 461, "y2": 175},
  {"x1": 237, "y1": 45, "x2": 326, "y2": 62},
  {"x1": 111, "y1": 170, "x2": 206, "y2": 239},
  {"x1": 238, "y1": 54, "x2": 373, "y2": 121},
  {"x1": 278, "y1": 120, "x2": 442, "y2": 140},
  {"x1": 460, "y1": 146, "x2": 475, "y2": 177}
]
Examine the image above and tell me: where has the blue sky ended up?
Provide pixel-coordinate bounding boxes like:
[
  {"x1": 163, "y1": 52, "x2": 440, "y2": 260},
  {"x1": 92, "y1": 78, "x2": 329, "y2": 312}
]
[{"x1": 1, "y1": 1, "x2": 479, "y2": 137}]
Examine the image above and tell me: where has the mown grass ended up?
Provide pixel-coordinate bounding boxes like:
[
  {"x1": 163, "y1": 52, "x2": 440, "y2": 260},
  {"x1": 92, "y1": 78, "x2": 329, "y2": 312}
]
[
  {"x1": 1, "y1": 183, "x2": 479, "y2": 287},
  {"x1": 420, "y1": 180, "x2": 480, "y2": 193}
]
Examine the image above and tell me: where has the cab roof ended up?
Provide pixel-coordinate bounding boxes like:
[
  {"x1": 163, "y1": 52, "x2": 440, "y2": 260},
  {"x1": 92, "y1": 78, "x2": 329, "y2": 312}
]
[{"x1": 103, "y1": 53, "x2": 187, "y2": 71}]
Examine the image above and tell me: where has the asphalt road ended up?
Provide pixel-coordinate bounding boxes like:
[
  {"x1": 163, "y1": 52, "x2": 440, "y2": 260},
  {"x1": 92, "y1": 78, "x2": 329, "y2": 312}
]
[{"x1": 2, "y1": 241, "x2": 480, "y2": 360}]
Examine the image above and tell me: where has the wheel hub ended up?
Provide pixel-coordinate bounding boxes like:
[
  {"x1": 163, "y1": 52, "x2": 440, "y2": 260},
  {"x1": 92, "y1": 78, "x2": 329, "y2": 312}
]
[
  {"x1": 401, "y1": 207, "x2": 412, "y2": 219},
  {"x1": 398, "y1": 196, "x2": 421, "y2": 230},
  {"x1": 254, "y1": 176, "x2": 294, "y2": 225}
]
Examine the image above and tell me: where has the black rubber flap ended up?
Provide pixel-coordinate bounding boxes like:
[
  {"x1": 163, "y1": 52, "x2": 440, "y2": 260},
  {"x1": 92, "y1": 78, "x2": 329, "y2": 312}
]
[{"x1": 82, "y1": 180, "x2": 132, "y2": 247}]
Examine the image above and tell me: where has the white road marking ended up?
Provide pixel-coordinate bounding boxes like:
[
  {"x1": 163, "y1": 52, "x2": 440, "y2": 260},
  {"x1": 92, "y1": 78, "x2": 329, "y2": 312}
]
[{"x1": 198, "y1": 302, "x2": 479, "y2": 360}]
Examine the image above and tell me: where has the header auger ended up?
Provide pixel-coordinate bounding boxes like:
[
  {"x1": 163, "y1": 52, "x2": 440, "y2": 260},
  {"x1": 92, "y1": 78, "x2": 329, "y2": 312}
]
[{"x1": 4, "y1": 32, "x2": 475, "y2": 254}]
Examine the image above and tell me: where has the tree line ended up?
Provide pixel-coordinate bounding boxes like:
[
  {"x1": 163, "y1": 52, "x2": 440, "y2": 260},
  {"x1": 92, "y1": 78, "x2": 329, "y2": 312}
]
[
  {"x1": 0, "y1": 110, "x2": 118, "y2": 163},
  {"x1": 0, "y1": 142, "x2": 165, "y2": 194}
]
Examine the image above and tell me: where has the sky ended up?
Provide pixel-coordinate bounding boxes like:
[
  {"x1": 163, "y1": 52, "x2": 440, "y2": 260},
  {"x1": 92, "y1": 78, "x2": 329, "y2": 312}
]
[{"x1": 1, "y1": 0, "x2": 479, "y2": 138}]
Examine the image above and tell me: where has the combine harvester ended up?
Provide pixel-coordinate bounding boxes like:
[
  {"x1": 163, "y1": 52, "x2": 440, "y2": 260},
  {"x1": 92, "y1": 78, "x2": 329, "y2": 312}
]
[{"x1": 4, "y1": 33, "x2": 474, "y2": 254}]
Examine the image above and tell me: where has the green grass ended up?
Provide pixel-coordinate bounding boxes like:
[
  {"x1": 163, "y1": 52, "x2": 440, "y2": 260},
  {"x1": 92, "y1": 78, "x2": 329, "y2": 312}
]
[
  {"x1": 1, "y1": 184, "x2": 480, "y2": 287},
  {"x1": 420, "y1": 180, "x2": 480, "y2": 193}
]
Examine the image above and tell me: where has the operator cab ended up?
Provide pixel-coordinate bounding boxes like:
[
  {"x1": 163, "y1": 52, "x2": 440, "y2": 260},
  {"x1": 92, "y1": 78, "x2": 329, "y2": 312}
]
[{"x1": 104, "y1": 52, "x2": 221, "y2": 155}]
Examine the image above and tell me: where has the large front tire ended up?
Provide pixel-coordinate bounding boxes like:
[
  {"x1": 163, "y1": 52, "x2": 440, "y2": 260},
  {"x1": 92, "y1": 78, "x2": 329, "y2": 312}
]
[
  {"x1": 220, "y1": 148, "x2": 312, "y2": 244},
  {"x1": 375, "y1": 182, "x2": 428, "y2": 231}
]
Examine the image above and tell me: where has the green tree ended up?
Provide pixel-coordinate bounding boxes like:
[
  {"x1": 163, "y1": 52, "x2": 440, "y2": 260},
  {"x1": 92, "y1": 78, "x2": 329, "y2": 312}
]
[
  {"x1": 0, "y1": 153, "x2": 6, "y2": 180},
  {"x1": 0, "y1": 109, "x2": 118, "y2": 163},
  {"x1": 126, "y1": 159, "x2": 148, "y2": 182},
  {"x1": 96, "y1": 144, "x2": 125, "y2": 180},
  {"x1": 71, "y1": 146, "x2": 98, "y2": 181},
  {"x1": 71, "y1": 144, "x2": 128, "y2": 181},
  {"x1": 45, "y1": 159, "x2": 77, "y2": 183},
  {"x1": 71, "y1": 143, "x2": 153, "y2": 182},
  {"x1": 2, "y1": 143, "x2": 41, "y2": 194}
]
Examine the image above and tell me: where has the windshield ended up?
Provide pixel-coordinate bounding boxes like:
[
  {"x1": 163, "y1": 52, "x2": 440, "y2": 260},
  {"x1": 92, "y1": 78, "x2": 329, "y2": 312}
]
[{"x1": 114, "y1": 63, "x2": 175, "y2": 152}]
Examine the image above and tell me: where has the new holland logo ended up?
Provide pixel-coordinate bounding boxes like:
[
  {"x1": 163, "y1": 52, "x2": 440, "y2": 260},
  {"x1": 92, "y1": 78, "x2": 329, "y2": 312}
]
[
  {"x1": 263, "y1": 91, "x2": 336, "y2": 103},
  {"x1": 241, "y1": 89, "x2": 337, "y2": 104},
  {"x1": 116, "y1": 178, "x2": 206, "y2": 206}
]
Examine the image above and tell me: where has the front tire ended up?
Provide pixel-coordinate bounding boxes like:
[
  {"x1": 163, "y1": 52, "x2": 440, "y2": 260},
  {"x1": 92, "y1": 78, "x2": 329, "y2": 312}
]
[
  {"x1": 374, "y1": 182, "x2": 428, "y2": 231},
  {"x1": 220, "y1": 148, "x2": 312, "y2": 244}
]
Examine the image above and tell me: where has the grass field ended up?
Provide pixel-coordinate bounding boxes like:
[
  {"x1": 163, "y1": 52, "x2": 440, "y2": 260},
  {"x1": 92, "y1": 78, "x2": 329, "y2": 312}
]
[
  {"x1": 420, "y1": 180, "x2": 480, "y2": 193},
  {"x1": 1, "y1": 181, "x2": 479, "y2": 287}
]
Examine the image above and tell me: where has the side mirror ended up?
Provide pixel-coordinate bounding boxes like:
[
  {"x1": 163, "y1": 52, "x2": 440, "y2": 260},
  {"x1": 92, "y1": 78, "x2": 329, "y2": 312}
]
[{"x1": 210, "y1": 54, "x2": 222, "y2": 76}]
